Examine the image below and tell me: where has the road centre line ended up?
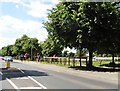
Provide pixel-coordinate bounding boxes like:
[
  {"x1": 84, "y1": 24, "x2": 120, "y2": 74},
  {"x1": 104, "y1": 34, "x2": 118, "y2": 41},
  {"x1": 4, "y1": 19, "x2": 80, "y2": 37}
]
[
  {"x1": 17, "y1": 68, "x2": 47, "y2": 89},
  {"x1": 0, "y1": 72, "x2": 3, "y2": 75},
  {"x1": 18, "y1": 68, "x2": 24, "y2": 73}
]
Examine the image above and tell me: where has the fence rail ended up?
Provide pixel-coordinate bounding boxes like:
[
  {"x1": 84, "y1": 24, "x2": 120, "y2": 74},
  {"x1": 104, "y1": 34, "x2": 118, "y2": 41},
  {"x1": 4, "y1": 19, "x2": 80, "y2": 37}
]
[
  {"x1": 41, "y1": 56, "x2": 88, "y2": 67},
  {"x1": 40, "y1": 56, "x2": 120, "y2": 67}
]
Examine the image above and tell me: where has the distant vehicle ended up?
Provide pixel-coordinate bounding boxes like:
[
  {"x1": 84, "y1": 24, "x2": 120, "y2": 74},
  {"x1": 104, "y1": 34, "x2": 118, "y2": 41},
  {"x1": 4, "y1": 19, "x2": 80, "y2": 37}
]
[
  {"x1": 4, "y1": 56, "x2": 13, "y2": 62},
  {"x1": 0, "y1": 56, "x2": 4, "y2": 60}
]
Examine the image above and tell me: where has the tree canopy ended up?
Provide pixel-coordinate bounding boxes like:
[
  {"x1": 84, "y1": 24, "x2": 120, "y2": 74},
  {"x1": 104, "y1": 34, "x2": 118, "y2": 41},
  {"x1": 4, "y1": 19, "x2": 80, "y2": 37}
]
[
  {"x1": 44, "y1": 2, "x2": 120, "y2": 67},
  {"x1": 1, "y1": 35, "x2": 41, "y2": 60},
  {"x1": 41, "y1": 35, "x2": 64, "y2": 56}
]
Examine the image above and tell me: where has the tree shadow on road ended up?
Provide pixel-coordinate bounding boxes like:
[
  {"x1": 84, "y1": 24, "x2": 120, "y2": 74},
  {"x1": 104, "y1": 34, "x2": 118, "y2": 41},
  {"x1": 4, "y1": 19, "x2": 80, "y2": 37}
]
[
  {"x1": 69, "y1": 65, "x2": 120, "y2": 72},
  {"x1": 0, "y1": 67, "x2": 49, "y2": 80}
]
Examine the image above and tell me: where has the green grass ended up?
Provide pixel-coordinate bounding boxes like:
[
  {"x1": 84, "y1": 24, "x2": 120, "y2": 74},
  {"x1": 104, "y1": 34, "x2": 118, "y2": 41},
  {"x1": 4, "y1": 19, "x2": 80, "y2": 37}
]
[
  {"x1": 41, "y1": 61, "x2": 70, "y2": 67},
  {"x1": 93, "y1": 60, "x2": 120, "y2": 67},
  {"x1": 93, "y1": 60, "x2": 110, "y2": 67}
]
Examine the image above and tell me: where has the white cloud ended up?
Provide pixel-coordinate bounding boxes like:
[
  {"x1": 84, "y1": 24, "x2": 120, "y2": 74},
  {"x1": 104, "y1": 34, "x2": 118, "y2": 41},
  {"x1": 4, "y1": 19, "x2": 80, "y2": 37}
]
[
  {"x1": 51, "y1": 0, "x2": 60, "y2": 4},
  {"x1": 0, "y1": 0, "x2": 21, "y2": 3},
  {"x1": 0, "y1": 0, "x2": 61, "y2": 48},
  {"x1": 26, "y1": 1, "x2": 53, "y2": 18},
  {"x1": 0, "y1": 37, "x2": 15, "y2": 48},
  {"x1": 19, "y1": 0, "x2": 59, "y2": 18},
  {"x1": 15, "y1": 4, "x2": 19, "y2": 8},
  {"x1": 0, "y1": 15, "x2": 48, "y2": 48},
  {"x1": 0, "y1": 0, "x2": 60, "y2": 18}
]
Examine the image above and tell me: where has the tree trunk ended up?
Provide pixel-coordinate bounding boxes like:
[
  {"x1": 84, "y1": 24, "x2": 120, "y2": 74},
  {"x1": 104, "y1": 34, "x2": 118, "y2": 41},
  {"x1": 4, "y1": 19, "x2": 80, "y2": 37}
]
[
  {"x1": 79, "y1": 58, "x2": 82, "y2": 67},
  {"x1": 111, "y1": 53, "x2": 115, "y2": 64},
  {"x1": 79, "y1": 49, "x2": 82, "y2": 67},
  {"x1": 87, "y1": 50, "x2": 93, "y2": 69}
]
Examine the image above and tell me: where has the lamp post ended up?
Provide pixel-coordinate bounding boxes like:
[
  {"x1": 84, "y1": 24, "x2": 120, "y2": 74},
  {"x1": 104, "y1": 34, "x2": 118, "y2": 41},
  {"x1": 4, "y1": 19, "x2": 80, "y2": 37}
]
[
  {"x1": 31, "y1": 44, "x2": 32, "y2": 61},
  {"x1": 29, "y1": 39, "x2": 33, "y2": 61}
]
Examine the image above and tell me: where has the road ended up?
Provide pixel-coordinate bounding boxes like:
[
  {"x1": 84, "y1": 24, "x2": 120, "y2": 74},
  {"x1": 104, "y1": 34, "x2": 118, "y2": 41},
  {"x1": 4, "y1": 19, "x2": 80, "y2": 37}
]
[{"x1": 0, "y1": 59, "x2": 119, "y2": 90}]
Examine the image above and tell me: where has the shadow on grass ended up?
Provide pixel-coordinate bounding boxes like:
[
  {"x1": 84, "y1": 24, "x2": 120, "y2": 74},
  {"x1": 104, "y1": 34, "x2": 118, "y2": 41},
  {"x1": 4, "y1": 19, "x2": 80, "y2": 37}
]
[
  {"x1": 0, "y1": 67, "x2": 49, "y2": 80},
  {"x1": 100, "y1": 63, "x2": 120, "y2": 67},
  {"x1": 69, "y1": 65, "x2": 120, "y2": 72}
]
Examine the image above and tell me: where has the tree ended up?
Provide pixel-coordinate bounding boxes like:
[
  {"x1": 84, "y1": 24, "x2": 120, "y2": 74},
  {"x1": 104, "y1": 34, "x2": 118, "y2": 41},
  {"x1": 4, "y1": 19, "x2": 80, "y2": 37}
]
[
  {"x1": 44, "y1": 2, "x2": 120, "y2": 68},
  {"x1": 1, "y1": 45, "x2": 14, "y2": 56},
  {"x1": 1, "y1": 35, "x2": 42, "y2": 60},
  {"x1": 10, "y1": 35, "x2": 41, "y2": 60},
  {"x1": 76, "y1": 48, "x2": 88, "y2": 57},
  {"x1": 14, "y1": 35, "x2": 30, "y2": 55},
  {"x1": 1, "y1": 47, "x2": 8, "y2": 56},
  {"x1": 62, "y1": 50, "x2": 69, "y2": 57},
  {"x1": 12, "y1": 45, "x2": 19, "y2": 56},
  {"x1": 94, "y1": 2, "x2": 120, "y2": 64},
  {"x1": 41, "y1": 35, "x2": 64, "y2": 56},
  {"x1": 68, "y1": 52, "x2": 75, "y2": 57},
  {"x1": 27, "y1": 38, "x2": 41, "y2": 60}
]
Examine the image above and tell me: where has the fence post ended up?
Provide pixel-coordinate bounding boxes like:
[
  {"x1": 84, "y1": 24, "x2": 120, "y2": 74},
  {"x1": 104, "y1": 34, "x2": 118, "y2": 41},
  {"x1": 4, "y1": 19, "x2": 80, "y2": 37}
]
[
  {"x1": 64, "y1": 57, "x2": 66, "y2": 65},
  {"x1": 73, "y1": 57, "x2": 75, "y2": 67},
  {"x1": 47, "y1": 58, "x2": 49, "y2": 63},
  {"x1": 57, "y1": 58, "x2": 59, "y2": 64},
  {"x1": 68, "y1": 57, "x2": 70, "y2": 66},
  {"x1": 86, "y1": 57, "x2": 87, "y2": 67},
  {"x1": 60, "y1": 58, "x2": 62, "y2": 64},
  {"x1": 79, "y1": 57, "x2": 82, "y2": 67}
]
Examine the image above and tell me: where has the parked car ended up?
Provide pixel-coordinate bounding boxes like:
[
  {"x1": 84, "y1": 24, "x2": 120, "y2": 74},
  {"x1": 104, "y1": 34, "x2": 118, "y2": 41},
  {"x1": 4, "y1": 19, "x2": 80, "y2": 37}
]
[{"x1": 4, "y1": 56, "x2": 13, "y2": 62}]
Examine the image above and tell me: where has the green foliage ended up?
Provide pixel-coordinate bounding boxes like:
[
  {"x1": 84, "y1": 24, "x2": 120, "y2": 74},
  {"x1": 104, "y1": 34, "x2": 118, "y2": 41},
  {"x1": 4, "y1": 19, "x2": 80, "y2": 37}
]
[
  {"x1": 1, "y1": 45, "x2": 13, "y2": 56},
  {"x1": 62, "y1": 50, "x2": 69, "y2": 57},
  {"x1": 1, "y1": 47, "x2": 8, "y2": 56},
  {"x1": 44, "y1": 2, "x2": 120, "y2": 67},
  {"x1": 68, "y1": 52, "x2": 75, "y2": 57},
  {"x1": 14, "y1": 35, "x2": 29, "y2": 55},
  {"x1": 41, "y1": 35, "x2": 64, "y2": 56},
  {"x1": 76, "y1": 48, "x2": 88, "y2": 57},
  {"x1": 1, "y1": 35, "x2": 42, "y2": 59}
]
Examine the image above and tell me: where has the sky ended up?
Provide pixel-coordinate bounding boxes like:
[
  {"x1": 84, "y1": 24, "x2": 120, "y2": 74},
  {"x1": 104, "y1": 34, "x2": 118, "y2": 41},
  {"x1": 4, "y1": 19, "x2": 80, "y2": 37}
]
[
  {"x1": 0, "y1": 0, "x2": 60, "y2": 49},
  {"x1": 0, "y1": 0, "x2": 77, "y2": 53}
]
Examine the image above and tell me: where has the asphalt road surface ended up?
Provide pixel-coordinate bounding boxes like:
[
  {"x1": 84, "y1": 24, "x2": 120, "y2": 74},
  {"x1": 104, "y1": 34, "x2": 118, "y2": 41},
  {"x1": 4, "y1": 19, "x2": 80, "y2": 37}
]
[{"x1": 0, "y1": 59, "x2": 119, "y2": 90}]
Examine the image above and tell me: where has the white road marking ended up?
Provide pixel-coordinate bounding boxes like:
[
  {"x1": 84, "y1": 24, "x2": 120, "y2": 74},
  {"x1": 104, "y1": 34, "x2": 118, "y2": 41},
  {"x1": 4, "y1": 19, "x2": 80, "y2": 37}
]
[
  {"x1": 17, "y1": 68, "x2": 47, "y2": 89},
  {"x1": 0, "y1": 72, "x2": 3, "y2": 75},
  {"x1": 16, "y1": 77, "x2": 29, "y2": 79},
  {"x1": 18, "y1": 68, "x2": 24, "y2": 73},
  {"x1": 19, "y1": 87, "x2": 42, "y2": 89},
  {"x1": 6, "y1": 78, "x2": 18, "y2": 89},
  {"x1": 28, "y1": 76, "x2": 47, "y2": 89}
]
